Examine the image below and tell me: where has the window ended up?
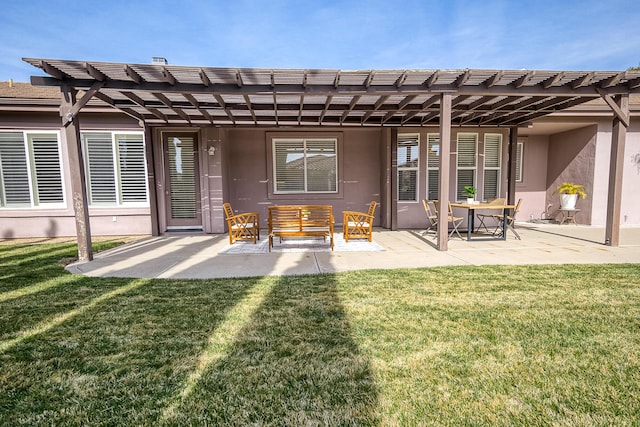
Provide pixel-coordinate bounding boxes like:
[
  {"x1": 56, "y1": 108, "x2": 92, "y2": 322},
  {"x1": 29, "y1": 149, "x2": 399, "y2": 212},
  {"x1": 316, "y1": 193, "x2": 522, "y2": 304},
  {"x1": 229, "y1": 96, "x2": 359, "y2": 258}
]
[
  {"x1": 426, "y1": 133, "x2": 440, "y2": 200},
  {"x1": 515, "y1": 142, "x2": 524, "y2": 182},
  {"x1": 82, "y1": 132, "x2": 148, "y2": 206},
  {"x1": 456, "y1": 133, "x2": 477, "y2": 200},
  {"x1": 398, "y1": 134, "x2": 419, "y2": 201},
  {"x1": 483, "y1": 134, "x2": 502, "y2": 199},
  {"x1": 0, "y1": 131, "x2": 64, "y2": 208},
  {"x1": 273, "y1": 138, "x2": 337, "y2": 193}
]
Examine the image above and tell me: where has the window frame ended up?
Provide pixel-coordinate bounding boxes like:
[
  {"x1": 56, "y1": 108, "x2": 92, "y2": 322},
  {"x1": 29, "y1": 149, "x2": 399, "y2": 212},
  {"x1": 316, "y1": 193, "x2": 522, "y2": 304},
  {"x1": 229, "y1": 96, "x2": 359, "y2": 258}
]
[
  {"x1": 266, "y1": 132, "x2": 343, "y2": 200},
  {"x1": 426, "y1": 133, "x2": 440, "y2": 201},
  {"x1": 456, "y1": 132, "x2": 478, "y2": 201},
  {"x1": 397, "y1": 133, "x2": 420, "y2": 203},
  {"x1": 515, "y1": 141, "x2": 524, "y2": 183},
  {"x1": 81, "y1": 131, "x2": 149, "y2": 208},
  {"x1": 0, "y1": 130, "x2": 65, "y2": 209},
  {"x1": 483, "y1": 133, "x2": 502, "y2": 200}
]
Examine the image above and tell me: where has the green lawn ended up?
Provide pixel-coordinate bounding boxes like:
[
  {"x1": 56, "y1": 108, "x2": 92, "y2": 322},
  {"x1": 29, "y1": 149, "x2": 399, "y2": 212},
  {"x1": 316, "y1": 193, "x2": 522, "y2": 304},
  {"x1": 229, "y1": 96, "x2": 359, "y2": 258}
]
[{"x1": 1, "y1": 242, "x2": 639, "y2": 426}]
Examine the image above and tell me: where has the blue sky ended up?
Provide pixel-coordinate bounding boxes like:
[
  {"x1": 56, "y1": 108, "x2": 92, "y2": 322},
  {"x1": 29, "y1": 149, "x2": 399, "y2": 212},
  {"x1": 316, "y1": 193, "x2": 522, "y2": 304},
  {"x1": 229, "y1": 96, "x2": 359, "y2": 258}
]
[{"x1": 2, "y1": 0, "x2": 639, "y2": 82}]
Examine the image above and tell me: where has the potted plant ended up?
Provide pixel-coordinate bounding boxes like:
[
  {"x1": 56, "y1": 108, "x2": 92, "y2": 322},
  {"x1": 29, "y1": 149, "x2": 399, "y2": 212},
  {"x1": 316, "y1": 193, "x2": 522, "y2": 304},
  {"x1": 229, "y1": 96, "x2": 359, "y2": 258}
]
[
  {"x1": 554, "y1": 182, "x2": 587, "y2": 210},
  {"x1": 463, "y1": 185, "x2": 477, "y2": 204}
]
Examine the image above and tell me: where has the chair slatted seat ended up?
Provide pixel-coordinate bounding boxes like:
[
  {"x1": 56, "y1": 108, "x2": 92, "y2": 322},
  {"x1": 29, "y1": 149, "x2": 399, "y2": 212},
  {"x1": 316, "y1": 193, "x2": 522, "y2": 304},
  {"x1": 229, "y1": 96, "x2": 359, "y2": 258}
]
[
  {"x1": 343, "y1": 201, "x2": 377, "y2": 242},
  {"x1": 223, "y1": 202, "x2": 260, "y2": 244}
]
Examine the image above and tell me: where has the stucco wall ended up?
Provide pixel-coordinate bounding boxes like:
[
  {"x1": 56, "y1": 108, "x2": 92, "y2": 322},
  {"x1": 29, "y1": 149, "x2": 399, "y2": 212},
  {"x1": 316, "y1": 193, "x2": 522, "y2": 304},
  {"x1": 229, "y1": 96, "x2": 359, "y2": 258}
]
[
  {"x1": 1, "y1": 111, "x2": 151, "y2": 238},
  {"x1": 515, "y1": 135, "x2": 549, "y2": 222},
  {"x1": 592, "y1": 120, "x2": 640, "y2": 226},
  {"x1": 224, "y1": 128, "x2": 383, "y2": 229},
  {"x1": 546, "y1": 125, "x2": 597, "y2": 224}
]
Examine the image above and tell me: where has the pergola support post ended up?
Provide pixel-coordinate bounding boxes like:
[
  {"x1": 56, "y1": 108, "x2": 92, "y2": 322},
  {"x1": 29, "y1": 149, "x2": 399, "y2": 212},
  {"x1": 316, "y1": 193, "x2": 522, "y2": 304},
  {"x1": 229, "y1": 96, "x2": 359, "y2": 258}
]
[
  {"x1": 61, "y1": 85, "x2": 92, "y2": 261},
  {"x1": 437, "y1": 93, "x2": 452, "y2": 251},
  {"x1": 390, "y1": 128, "x2": 398, "y2": 231},
  {"x1": 507, "y1": 127, "x2": 518, "y2": 205},
  {"x1": 143, "y1": 125, "x2": 160, "y2": 236},
  {"x1": 605, "y1": 94, "x2": 629, "y2": 246}
]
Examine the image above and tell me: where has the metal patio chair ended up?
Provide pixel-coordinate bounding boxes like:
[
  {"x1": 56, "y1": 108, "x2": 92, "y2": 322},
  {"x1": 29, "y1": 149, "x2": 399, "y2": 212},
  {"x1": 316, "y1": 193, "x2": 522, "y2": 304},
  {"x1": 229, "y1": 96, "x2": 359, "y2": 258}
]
[{"x1": 433, "y1": 200, "x2": 464, "y2": 240}]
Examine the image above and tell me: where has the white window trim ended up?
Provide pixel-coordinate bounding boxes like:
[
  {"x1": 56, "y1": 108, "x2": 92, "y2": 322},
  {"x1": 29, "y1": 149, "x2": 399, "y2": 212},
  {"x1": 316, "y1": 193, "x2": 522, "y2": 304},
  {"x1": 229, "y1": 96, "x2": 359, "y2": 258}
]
[
  {"x1": 398, "y1": 133, "x2": 420, "y2": 203},
  {"x1": 516, "y1": 141, "x2": 524, "y2": 183},
  {"x1": 0, "y1": 130, "x2": 65, "y2": 209},
  {"x1": 82, "y1": 131, "x2": 149, "y2": 208},
  {"x1": 426, "y1": 133, "x2": 440, "y2": 201},
  {"x1": 456, "y1": 132, "x2": 478, "y2": 200},
  {"x1": 483, "y1": 133, "x2": 502, "y2": 199},
  {"x1": 272, "y1": 137, "x2": 338, "y2": 194}
]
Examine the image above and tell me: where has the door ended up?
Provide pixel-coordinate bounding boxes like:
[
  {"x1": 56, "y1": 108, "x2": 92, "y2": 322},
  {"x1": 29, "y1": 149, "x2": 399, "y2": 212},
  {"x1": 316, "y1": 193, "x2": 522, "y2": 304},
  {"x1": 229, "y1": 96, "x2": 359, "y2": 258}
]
[{"x1": 163, "y1": 132, "x2": 202, "y2": 229}]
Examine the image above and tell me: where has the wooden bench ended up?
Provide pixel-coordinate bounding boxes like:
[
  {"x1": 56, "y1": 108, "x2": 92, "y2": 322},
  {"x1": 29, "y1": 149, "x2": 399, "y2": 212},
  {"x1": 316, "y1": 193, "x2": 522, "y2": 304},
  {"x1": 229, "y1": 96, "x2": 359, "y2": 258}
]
[{"x1": 268, "y1": 205, "x2": 334, "y2": 251}]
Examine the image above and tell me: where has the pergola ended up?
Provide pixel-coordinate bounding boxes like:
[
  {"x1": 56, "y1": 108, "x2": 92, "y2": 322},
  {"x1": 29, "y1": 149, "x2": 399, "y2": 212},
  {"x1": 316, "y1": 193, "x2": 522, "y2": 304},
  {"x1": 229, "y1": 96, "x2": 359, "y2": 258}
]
[{"x1": 24, "y1": 58, "x2": 639, "y2": 259}]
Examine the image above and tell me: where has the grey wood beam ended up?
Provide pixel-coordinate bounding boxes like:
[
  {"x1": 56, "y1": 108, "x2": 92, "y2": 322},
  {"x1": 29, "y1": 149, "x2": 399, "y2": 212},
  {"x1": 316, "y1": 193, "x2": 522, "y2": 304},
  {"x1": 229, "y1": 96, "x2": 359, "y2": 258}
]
[
  {"x1": 162, "y1": 67, "x2": 176, "y2": 85},
  {"x1": 60, "y1": 85, "x2": 92, "y2": 261},
  {"x1": 319, "y1": 95, "x2": 332, "y2": 124},
  {"x1": 483, "y1": 71, "x2": 504, "y2": 88},
  {"x1": 597, "y1": 88, "x2": 630, "y2": 127},
  {"x1": 541, "y1": 72, "x2": 565, "y2": 89},
  {"x1": 153, "y1": 92, "x2": 191, "y2": 123},
  {"x1": 40, "y1": 60, "x2": 67, "y2": 80},
  {"x1": 243, "y1": 95, "x2": 257, "y2": 123},
  {"x1": 364, "y1": 70, "x2": 375, "y2": 88},
  {"x1": 605, "y1": 94, "x2": 629, "y2": 246},
  {"x1": 143, "y1": 125, "x2": 159, "y2": 236},
  {"x1": 437, "y1": 92, "x2": 452, "y2": 251},
  {"x1": 424, "y1": 70, "x2": 440, "y2": 88},
  {"x1": 184, "y1": 93, "x2": 214, "y2": 124},
  {"x1": 454, "y1": 69, "x2": 471, "y2": 87},
  {"x1": 31, "y1": 75, "x2": 635, "y2": 97},
  {"x1": 396, "y1": 71, "x2": 408, "y2": 88},
  {"x1": 199, "y1": 68, "x2": 211, "y2": 86},
  {"x1": 124, "y1": 65, "x2": 143, "y2": 84},
  {"x1": 83, "y1": 62, "x2": 106, "y2": 81},
  {"x1": 62, "y1": 81, "x2": 105, "y2": 125},
  {"x1": 121, "y1": 91, "x2": 167, "y2": 122},
  {"x1": 513, "y1": 71, "x2": 536, "y2": 88}
]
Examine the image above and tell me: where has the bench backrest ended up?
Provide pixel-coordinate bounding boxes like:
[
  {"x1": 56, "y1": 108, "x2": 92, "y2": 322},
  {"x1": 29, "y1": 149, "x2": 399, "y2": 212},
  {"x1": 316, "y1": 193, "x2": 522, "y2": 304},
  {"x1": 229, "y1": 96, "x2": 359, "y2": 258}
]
[{"x1": 268, "y1": 205, "x2": 333, "y2": 232}]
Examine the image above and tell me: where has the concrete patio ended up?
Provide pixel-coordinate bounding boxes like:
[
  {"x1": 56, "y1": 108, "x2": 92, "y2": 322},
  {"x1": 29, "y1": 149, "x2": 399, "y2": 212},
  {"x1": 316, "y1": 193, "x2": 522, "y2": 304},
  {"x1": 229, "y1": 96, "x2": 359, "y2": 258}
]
[{"x1": 65, "y1": 223, "x2": 640, "y2": 279}]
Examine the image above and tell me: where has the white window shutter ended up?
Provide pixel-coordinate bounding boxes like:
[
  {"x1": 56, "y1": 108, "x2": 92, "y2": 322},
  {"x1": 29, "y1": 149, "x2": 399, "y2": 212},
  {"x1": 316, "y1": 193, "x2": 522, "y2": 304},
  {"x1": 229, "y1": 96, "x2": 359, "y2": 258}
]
[
  {"x1": 305, "y1": 139, "x2": 337, "y2": 192},
  {"x1": 274, "y1": 139, "x2": 305, "y2": 192},
  {"x1": 457, "y1": 133, "x2": 477, "y2": 168},
  {"x1": 398, "y1": 134, "x2": 419, "y2": 201},
  {"x1": 30, "y1": 134, "x2": 64, "y2": 204},
  {"x1": 0, "y1": 133, "x2": 31, "y2": 207},
  {"x1": 483, "y1": 134, "x2": 502, "y2": 199},
  {"x1": 84, "y1": 133, "x2": 117, "y2": 204},
  {"x1": 117, "y1": 134, "x2": 147, "y2": 203}
]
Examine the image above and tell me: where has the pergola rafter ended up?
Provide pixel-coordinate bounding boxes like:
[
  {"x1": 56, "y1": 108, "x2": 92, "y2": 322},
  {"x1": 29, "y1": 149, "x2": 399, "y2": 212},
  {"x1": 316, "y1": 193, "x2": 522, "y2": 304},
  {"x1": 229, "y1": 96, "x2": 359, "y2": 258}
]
[{"x1": 24, "y1": 58, "x2": 639, "y2": 129}]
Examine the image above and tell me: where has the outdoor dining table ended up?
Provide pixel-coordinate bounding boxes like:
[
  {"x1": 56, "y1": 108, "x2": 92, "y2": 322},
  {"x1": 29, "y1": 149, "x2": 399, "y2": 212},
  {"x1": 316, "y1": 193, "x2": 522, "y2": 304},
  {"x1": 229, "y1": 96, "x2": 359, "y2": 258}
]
[{"x1": 451, "y1": 201, "x2": 517, "y2": 241}]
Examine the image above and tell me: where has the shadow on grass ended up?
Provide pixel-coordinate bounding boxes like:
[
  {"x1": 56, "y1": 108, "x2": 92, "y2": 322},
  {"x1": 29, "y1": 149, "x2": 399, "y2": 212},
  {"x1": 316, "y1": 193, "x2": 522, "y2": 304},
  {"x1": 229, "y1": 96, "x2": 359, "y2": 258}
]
[
  {"x1": 0, "y1": 277, "x2": 259, "y2": 426},
  {"x1": 169, "y1": 274, "x2": 379, "y2": 425}
]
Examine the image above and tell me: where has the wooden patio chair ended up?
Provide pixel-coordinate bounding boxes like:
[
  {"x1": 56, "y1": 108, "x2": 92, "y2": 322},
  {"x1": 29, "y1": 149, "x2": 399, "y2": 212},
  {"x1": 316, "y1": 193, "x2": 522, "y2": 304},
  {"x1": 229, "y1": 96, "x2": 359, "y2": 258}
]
[
  {"x1": 475, "y1": 197, "x2": 506, "y2": 233},
  {"x1": 433, "y1": 200, "x2": 464, "y2": 239},
  {"x1": 223, "y1": 202, "x2": 260, "y2": 244},
  {"x1": 343, "y1": 201, "x2": 377, "y2": 242},
  {"x1": 422, "y1": 199, "x2": 438, "y2": 236},
  {"x1": 494, "y1": 198, "x2": 522, "y2": 240}
]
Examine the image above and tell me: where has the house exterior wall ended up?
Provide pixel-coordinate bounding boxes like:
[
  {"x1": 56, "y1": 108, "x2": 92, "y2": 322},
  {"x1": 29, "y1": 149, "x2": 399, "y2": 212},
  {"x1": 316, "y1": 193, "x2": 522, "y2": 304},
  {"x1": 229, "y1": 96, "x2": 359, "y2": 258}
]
[
  {"x1": 396, "y1": 127, "x2": 510, "y2": 229},
  {"x1": 0, "y1": 110, "x2": 151, "y2": 238},
  {"x1": 592, "y1": 119, "x2": 640, "y2": 226},
  {"x1": 2, "y1": 107, "x2": 640, "y2": 239},
  {"x1": 223, "y1": 128, "x2": 383, "y2": 231},
  {"x1": 515, "y1": 135, "x2": 549, "y2": 222},
  {"x1": 546, "y1": 125, "x2": 597, "y2": 224}
]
